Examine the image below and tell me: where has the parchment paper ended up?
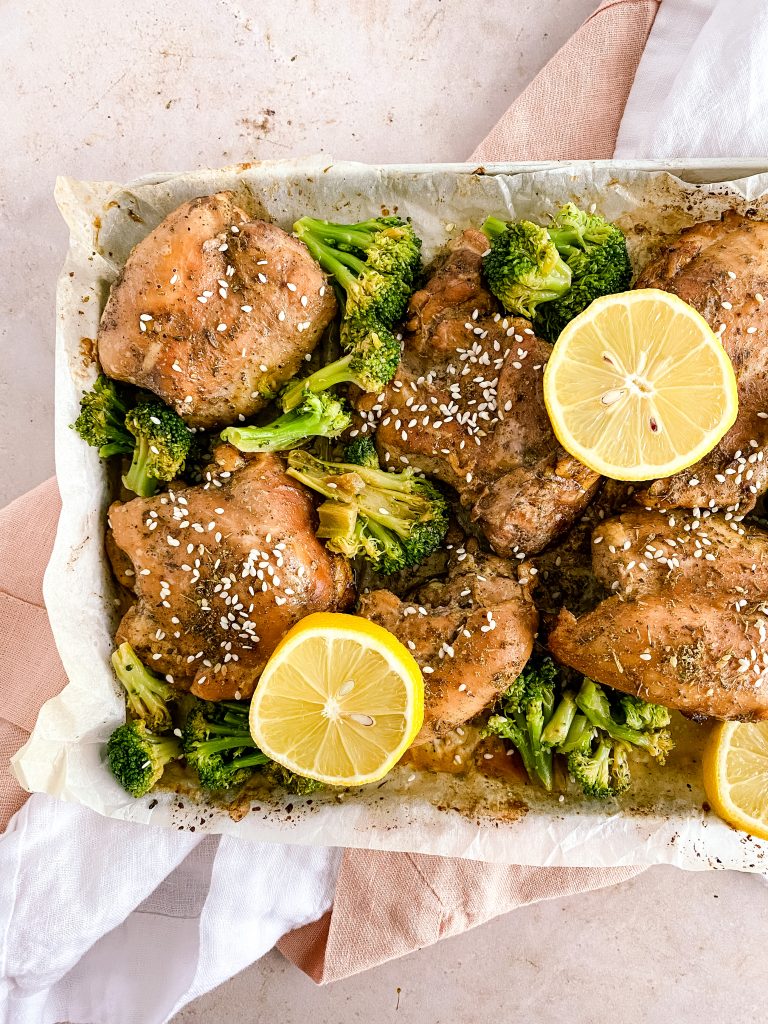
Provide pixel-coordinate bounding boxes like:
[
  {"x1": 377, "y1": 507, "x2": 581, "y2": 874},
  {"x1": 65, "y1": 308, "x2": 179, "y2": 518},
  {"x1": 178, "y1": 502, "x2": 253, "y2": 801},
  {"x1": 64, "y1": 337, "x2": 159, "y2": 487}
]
[{"x1": 13, "y1": 158, "x2": 768, "y2": 870}]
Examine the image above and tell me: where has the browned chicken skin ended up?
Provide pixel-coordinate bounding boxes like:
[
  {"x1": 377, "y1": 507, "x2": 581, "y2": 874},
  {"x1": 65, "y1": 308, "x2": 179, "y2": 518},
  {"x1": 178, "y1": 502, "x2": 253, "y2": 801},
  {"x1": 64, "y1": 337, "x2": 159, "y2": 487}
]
[
  {"x1": 358, "y1": 546, "x2": 538, "y2": 743},
  {"x1": 98, "y1": 192, "x2": 337, "y2": 429},
  {"x1": 549, "y1": 508, "x2": 768, "y2": 719},
  {"x1": 108, "y1": 446, "x2": 354, "y2": 700},
  {"x1": 637, "y1": 212, "x2": 768, "y2": 514},
  {"x1": 356, "y1": 229, "x2": 600, "y2": 557}
]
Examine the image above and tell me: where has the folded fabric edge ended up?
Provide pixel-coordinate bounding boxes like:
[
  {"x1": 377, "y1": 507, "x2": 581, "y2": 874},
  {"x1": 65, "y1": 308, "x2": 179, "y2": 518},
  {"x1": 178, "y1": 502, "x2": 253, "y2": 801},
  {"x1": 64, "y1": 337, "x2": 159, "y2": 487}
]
[
  {"x1": 277, "y1": 857, "x2": 645, "y2": 984},
  {"x1": 469, "y1": 0, "x2": 660, "y2": 163}
]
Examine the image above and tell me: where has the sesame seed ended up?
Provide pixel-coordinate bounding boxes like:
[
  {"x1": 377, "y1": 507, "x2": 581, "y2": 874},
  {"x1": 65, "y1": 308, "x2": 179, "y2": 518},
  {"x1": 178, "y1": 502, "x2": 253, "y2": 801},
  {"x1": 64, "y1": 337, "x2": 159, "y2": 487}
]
[
  {"x1": 217, "y1": 323, "x2": 227, "y2": 332},
  {"x1": 241, "y1": 304, "x2": 253, "y2": 313}
]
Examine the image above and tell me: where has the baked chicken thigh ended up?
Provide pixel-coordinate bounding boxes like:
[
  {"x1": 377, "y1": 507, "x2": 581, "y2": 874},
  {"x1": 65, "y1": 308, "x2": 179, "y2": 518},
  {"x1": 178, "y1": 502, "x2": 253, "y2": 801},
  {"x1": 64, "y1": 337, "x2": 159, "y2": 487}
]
[
  {"x1": 108, "y1": 446, "x2": 354, "y2": 701},
  {"x1": 358, "y1": 546, "x2": 538, "y2": 742},
  {"x1": 356, "y1": 229, "x2": 600, "y2": 557},
  {"x1": 98, "y1": 192, "x2": 337, "y2": 429},
  {"x1": 549, "y1": 508, "x2": 768, "y2": 719},
  {"x1": 637, "y1": 212, "x2": 768, "y2": 515}
]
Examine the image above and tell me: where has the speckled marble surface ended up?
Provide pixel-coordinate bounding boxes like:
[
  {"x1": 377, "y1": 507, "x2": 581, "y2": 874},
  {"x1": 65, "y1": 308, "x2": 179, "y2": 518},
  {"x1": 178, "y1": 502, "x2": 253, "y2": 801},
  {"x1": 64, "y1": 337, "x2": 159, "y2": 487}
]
[{"x1": 5, "y1": 2, "x2": 765, "y2": 1021}]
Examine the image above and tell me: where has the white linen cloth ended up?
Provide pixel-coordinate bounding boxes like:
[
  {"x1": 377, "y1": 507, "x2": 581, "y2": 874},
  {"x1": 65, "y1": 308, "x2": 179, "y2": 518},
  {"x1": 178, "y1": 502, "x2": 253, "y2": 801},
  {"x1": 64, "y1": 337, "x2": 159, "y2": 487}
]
[
  {"x1": 615, "y1": 0, "x2": 768, "y2": 157},
  {"x1": 0, "y1": 797, "x2": 342, "y2": 1024},
  {"x1": 3, "y1": 3, "x2": 768, "y2": 1022}
]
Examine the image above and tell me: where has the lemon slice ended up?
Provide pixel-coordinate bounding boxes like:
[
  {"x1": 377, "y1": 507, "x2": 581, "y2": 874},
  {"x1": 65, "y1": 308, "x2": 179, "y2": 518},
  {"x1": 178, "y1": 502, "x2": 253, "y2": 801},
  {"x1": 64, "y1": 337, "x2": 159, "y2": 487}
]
[
  {"x1": 543, "y1": 288, "x2": 738, "y2": 481},
  {"x1": 703, "y1": 721, "x2": 768, "y2": 841},
  {"x1": 249, "y1": 612, "x2": 424, "y2": 787}
]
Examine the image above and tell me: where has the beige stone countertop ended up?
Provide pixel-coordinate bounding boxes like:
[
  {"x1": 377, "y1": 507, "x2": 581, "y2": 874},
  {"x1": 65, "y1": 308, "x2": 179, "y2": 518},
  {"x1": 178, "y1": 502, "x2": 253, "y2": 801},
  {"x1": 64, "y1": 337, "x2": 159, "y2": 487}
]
[{"x1": 3, "y1": 2, "x2": 764, "y2": 1021}]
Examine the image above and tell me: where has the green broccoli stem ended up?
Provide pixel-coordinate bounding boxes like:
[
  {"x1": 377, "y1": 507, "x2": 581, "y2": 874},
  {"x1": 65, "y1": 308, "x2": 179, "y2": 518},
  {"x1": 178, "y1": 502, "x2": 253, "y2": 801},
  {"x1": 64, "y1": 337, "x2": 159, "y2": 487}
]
[
  {"x1": 576, "y1": 678, "x2": 663, "y2": 755},
  {"x1": 490, "y1": 715, "x2": 538, "y2": 781},
  {"x1": 123, "y1": 436, "x2": 160, "y2": 498},
  {"x1": 286, "y1": 463, "x2": 358, "y2": 505},
  {"x1": 295, "y1": 217, "x2": 382, "y2": 251},
  {"x1": 195, "y1": 735, "x2": 258, "y2": 756},
  {"x1": 541, "y1": 691, "x2": 577, "y2": 748},
  {"x1": 355, "y1": 491, "x2": 420, "y2": 541},
  {"x1": 558, "y1": 713, "x2": 594, "y2": 754},
  {"x1": 281, "y1": 353, "x2": 357, "y2": 412},
  {"x1": 98, "y1": 400, "x2": 133, "y2": 456},
  {"x1": 524, "y1": 706, "x2": 553, "y2": 791},
  {"x1": 100, "y1": 439, "x2": 132, "y2": 458},
  {"x1": 148, "y1": 734, "x2": 184, "y2": 762},
  {"x1": 111, "y1": 642, "x2": 172, "y2": 730},
  {"x1": 547, "y1": 225, "x2": 586, "y2": 252},
  {"x1": 229, "y1": 751, "x2": 271, "y2": 769},
  {"x1": 317, "y1": 500, "x2": 359, "y2": 542},
  {"x1": 294, "y1": 229, "x2": 364, "y2": 296},
  {"x1": 288, "y1": 452, "x2": 426, "y2": 538},
  {"x1": 222, "y1": 403, "x2": 349, "y2": 453},
  {"x1": 482, "y1": 216, "x2": 509, "y2": 241},
  {"x1": 532, "y1": 745, "x2": 553, "y2": 791},
  {"x1": 514, "y1": 735, "x2": 538, "y2": 783}
]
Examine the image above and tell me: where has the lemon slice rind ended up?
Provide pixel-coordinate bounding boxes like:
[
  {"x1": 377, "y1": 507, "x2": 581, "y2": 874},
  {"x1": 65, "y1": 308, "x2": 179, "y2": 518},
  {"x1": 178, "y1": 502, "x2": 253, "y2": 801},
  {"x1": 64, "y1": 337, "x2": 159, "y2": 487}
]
[
  {"x1": 543, "y1": 289, "x2": 739, "y2": 482},
  {"x1": 703, "y1": 720, "x2": 768, "y2": 841},
  {"x1": 250, "y1": 612, "x2": 424, "y2": 788}
]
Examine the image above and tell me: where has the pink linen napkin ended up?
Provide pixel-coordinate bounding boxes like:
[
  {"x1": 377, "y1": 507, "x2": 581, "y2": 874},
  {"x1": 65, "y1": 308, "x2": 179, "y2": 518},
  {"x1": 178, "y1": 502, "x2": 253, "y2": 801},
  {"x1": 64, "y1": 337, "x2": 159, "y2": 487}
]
[
  {"x1": 471, "y1": 0, "x2": 660, "y2": 163},
  {"x1": 0, "y1": 0, "x2": 659, "y2": 984}
]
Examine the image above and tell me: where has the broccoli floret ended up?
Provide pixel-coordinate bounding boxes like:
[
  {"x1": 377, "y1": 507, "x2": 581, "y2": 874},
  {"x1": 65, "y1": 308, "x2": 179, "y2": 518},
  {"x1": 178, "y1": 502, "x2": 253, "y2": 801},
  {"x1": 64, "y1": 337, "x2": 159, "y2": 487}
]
[
  {"x1": 72, "y1": 375, "x2": 133, "y2": 458},
  {"x1": 111, "y1": 641, "x2": 174, "y2": 732},
  {"x1": 484, "y1": 657, "x2": 558, "y2": 790},
  {"x1": 221, "y1": 392, "x2": 351, "y2": 453},
  {"x1": 611, "y1": 741, "x2": 632, "y2": 795},
  {"x1": 481, "y1": 205, "x2": 632, "y2": 340},
  {"x1": 293, "y1": 215, "x2": 421, "y2": 326},
  {"x1": 262, "y1": 762, "x2": 326, "y2": 795},
  {"x1": 534, "y1": 203, "x2": 632, "y2": 340},
  {"x1": 123, "y1": 400, "x2": 192, "y2": 497},
  {"x1": 281, "y1": 320, "x2": 401, "y2": 411},
  {"x1": 286, "y1": 448, "x2": 448, "y2": 574},
  {"x1": 482, "y1": 216, "x2": 572, "y2": 319},
  {"x1": 344, "y1": 435, "x2": 379, "y2": 468},
  {"x1": 107, "y1": 719, "x2": 181, "y2": 798},
  {"x1": 576, "y1": 678, "x2": 674, "y2": 763},
  {"x1": 617, "y1": 694, "x2": 672, "y2": 732},
  {"x1": 484, "y1": 665, "x2": 673, "y2": 799},
  {"x1": 183, "y1": 701, "x2": 269, "y2": 791},
  {"x1": 568, "y1": 735, "x2": 633, "y2": 800},
  {"x1": 567, "y1": 737, "x2": 615, "y2": 799}
]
